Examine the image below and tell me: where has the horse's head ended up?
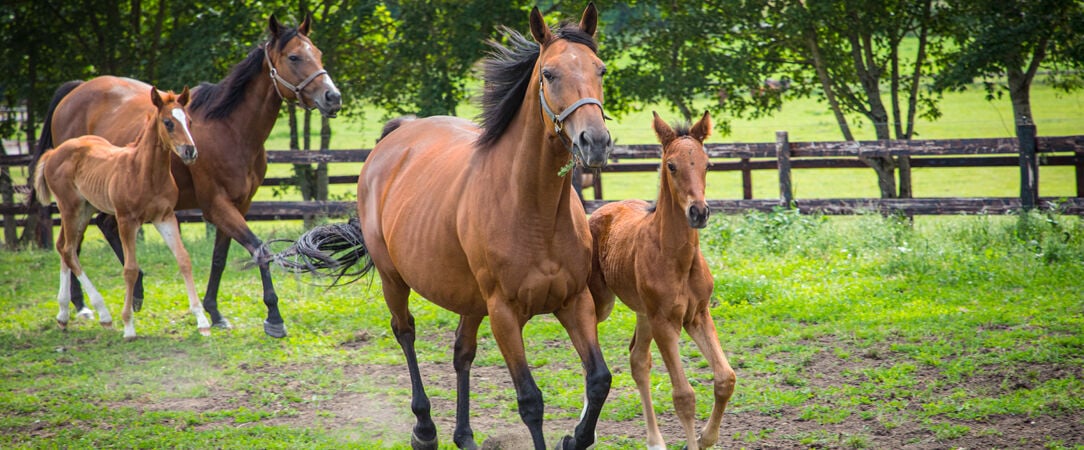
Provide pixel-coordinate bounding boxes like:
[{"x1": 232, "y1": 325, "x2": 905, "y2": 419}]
[
  {"x1": 654, "y1": 111, "x2": 712, "y2": 229},
  {"x1": 266, "y1": 14, "x2": 342, "y2": 118},
  {"x1": 151, "y1": 86, "x2": 198, "y2": 165},
  {"x1": 531, "y1": 3, "x2": 613, "y2": 169}
]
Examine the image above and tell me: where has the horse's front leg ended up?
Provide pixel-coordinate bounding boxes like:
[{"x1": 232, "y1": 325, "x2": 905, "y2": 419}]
[
  {"x1": 453, "y1": 314, "x2": 483, "y2": 450},
  {"x1": 153, "y1": 216, "x2": 211, "y2": 336},
  {"x1": 629, "y1": 314, "x2": 665, "y2": 450},
  {"x1": 116, "y1": 219, "x2": 141, "y2": 341},
  {"x1": 685, "y1": 307, "x2": 736, "y2": 448},
  {"x1": 488, "y1": 297, "x2": 547, "y2": 450},
  {"x1": 553, "y1": 290, "x2": 612, "y2": 450},
  {"x1": 96, "y1": 213, "x2": 145, "y2": 311},
  {"x1": 650, "y1": 311, "x2": 701, "y2": 450}
]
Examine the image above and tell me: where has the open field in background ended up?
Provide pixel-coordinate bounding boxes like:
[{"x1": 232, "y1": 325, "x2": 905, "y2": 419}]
[{"x1": 2, "y1": 212, "x2": 1082, "y2": 448}]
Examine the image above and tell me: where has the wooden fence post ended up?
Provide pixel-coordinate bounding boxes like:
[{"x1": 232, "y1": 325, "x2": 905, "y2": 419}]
[
  {"x1": 776, "y1": 131, "x2": 793, "y2": 207},
  {"x1": 1018, "y1": 123, "x2": 1038, "y2": 210},
  {"x1": 741, "y1": 157, "x2": 753, "y2": 200},
  {"x1": 1075, "y1": 145, "x2": 1084, "y2": 198}
]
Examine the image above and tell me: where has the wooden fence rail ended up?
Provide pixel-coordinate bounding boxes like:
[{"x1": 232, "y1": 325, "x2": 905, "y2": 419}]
[{"x1": 3, "y1": 127, "x2": 1083, "y2": 248}]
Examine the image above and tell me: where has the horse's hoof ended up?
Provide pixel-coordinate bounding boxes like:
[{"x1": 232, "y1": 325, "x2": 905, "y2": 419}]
[
  {"x1": 124, "y1": 335, "x2": 137, "y2": 342},
  {"x1": 75, "y1": 308, "x2": 94, "y2": 320},
  {"x1": 57, "y1": 320, "x2": 68, "y2": 330},
  {"x1": 198, "y1": 327, "x2": 211, "y2": 337},
  {"x1": 410, "y1": 430, "x2": 438, "y2": 450},
  {"x1": 455, "y1": 438, "x2": 478, "y2": 450},
  {"x1": 264, "y1": 320, "x2": 287, "y2": 339},
  {"x1": 555, "y1": 435, "x2": 576, "y2": 450},
  {"x1": 100, "y1": 321, "x2": 113, "y2": 329},
  {"x1": 212, "y1": 318, "x2": 232, "y2": 330},
  {"x1": 133, "y1": 296, "x2": 143, "y2": 313}
]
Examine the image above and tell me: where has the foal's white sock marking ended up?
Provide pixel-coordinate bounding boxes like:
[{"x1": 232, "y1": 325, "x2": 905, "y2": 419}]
[
  {"x1": 75, "y1": 273, "x2": 111, "y2": 324},
  {"x1": 56, "y1": 267, "x2": 71, "y2": 324}
]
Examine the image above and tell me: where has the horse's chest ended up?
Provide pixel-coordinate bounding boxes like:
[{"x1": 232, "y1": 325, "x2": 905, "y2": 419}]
[{"x1": 480, "y1": 235, "x2": 590, "y2": 313}]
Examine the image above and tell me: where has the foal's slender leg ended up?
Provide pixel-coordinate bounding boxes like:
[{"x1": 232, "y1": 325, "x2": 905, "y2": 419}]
[
  {"x1": 153, "y1": 217, "x2": 211, "y2": 336},
  {"x1": 487, "y1": 298, "x2": 546, "y2": 450},
  {"x1": 64, "y1": 236, "x2": 91, "y2": 319},
  {"x1": 381, "y1": 273, "x2": 437, "y2": 449},
  {"x1": 650, "y1": 313, "x2": 701, "y2": 450},
  {"x1": 57, "y1": 204, "x2": 111, "y2": 328},
  {"x1": 96, "y1": 213, "x2": 145, "y2": 311},
  {"x1": 686, "y1": 308, "x2": 736, "y2": 449},
  {"x1": 116, "y1": 219, "x2": 141, "y2": 340},
  {"x1": 629, "y1": 315, "x2": 665, "y2": 450},
  {"x1": 553, "y1": 290, "x2": 611, "y2": 450},
  {"x1": 453, "y1": 314, "x2": 483, "y2": 450}
]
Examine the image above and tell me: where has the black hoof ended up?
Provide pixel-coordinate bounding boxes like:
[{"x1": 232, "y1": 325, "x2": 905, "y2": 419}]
[
  {"x1": 264, "y1": 320, "x2": 287, "y2": 338},
  {"x1": 132, "y1": 296, "x2": 143, "y2": 313},
  {"x1": 411, "y1": 430, "x2": 438, "y2": 450},
  {"x1": 455, "y1": 436, "x2": 478, "y2": 450},
  {"x1": 555, "y1": 435, "x2": 576, "y2": 450},
  {"x1": 212, "y1": 318, "x2": 232, "y2": 330}
]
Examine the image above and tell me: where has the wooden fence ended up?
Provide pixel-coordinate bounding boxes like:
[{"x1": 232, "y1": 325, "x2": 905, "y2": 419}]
[{"x1": 2, "y1": 125, "x2": 1083, "y2": 248}]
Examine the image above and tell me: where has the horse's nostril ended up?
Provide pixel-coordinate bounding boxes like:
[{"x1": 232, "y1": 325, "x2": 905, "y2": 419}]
[{"x1": 326, "y1": 90, "x2": 341, "y2": 104}]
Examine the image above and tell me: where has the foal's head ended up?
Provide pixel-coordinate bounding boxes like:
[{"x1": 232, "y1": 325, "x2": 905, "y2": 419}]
[
  {"x1": 653, "y1": 111, "x2": 712, "y2": 229},
  {"x1": 530, "y1": 3, "x2": 613, "y2": 168},
  {"x1": 150, "y1": 87, "x2": 197, "y2": 165},
  {"x1": 266, "y1": 14, "x2": 342, "y2": 117}
]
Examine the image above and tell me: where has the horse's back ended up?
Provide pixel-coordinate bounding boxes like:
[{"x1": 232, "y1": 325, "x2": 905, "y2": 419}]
[{"x1": 52, "y1": 76, "x2": 153, "y2": 146}]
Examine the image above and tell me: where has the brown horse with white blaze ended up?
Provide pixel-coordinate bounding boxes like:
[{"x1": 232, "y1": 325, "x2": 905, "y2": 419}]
[
  {"x1": 32, "y1": 14, "x2": 341, "y2": 338},
  {"x1": 270, "y1": 5, "x2": 612, "y2": 449},
  {"x1": 589, "y1": 111, "x2": 736, "y2": 450},
  {"x1": 34, "y1": 87, "x2": 210, "y2": 340}
]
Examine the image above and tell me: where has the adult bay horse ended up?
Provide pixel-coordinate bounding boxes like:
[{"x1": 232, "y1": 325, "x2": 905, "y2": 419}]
[
  {"x1": 271, "y1": 5, "x2": 612, "y2": 449},
  {"x1": 588, "y1": 112, "x2": 736, "y2": 450},
  {"x1": 35, "y1": 87, "x2": 211, "y2": 340},
  {"x1": 33, "y1": 15, "x2": 341, "y2": 338}
]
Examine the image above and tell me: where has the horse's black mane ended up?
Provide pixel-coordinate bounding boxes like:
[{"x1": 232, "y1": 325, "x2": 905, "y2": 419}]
[
  {"x1": 188, "y1": 28, "x2": 301, "y2": 120},
  {"x1": 476, "y1": 24, "x2": 597, "y2": 149}
]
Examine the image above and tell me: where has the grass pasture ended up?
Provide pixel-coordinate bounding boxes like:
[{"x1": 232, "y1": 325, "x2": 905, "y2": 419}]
[{"x1": 2, "y1": 211, "x2": 1082, "y2": 449}]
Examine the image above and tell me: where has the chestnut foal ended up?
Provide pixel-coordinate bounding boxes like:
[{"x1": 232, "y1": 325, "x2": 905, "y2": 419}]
[
  {"x1": 34, "y1": 87, "x2": 210, "y2": 340},
  {"x1": 589, "y1": 111, "x2": 736, "y2": 449}
]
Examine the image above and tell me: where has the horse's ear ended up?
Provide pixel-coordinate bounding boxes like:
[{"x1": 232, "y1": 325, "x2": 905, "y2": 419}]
[
  {"x1": 529, "y1": 7, "x2": 552, "y2": 44},
  {"x1": 580, "y1": 2, "x2": 598, "y2": 36},
  {"x1": 298, "y1": 13, "x2": 312, "y2": 36},
  {"x1": 690, "y1": 111, "x2": 713, "y2": 143},
  {"x1": 178, "y1": 86, "x2": 191, "y2": 107},
  {"x1": 150, "y1": 87, "x2": 164, "y2": 108},
  {"x1": 268, "y1": 14, "x2": 284, "y2": 39},
  {"x1": 652, "y1": 111, "x2": 676, "y2": 147}
]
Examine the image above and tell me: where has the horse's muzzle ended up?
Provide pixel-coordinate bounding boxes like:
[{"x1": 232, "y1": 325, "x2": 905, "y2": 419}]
[
  {"x1": 177, "y1": 145, "x2": 198, "y2": 165},
  {"x1": 687, "y1": 203, "x2": 710, "y2": 229},
  {"x1": 315, "y1": 88, "x2": 342, "y2": 118},
  {"x1": 574, "y1": 128, "x2": 613, "y2": 169}
]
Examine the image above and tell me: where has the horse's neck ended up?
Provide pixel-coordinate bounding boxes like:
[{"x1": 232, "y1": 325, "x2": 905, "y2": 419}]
[
  {"x1": 131, "y1": 120, "x2": 172, "y2": 181},
  {"x1": 219, "y1": 69, "x2": 283, "y2": 145},
  {"x1": 494, "y1": 97, "x2": 576, "y2": 220},
  {"x1": 652, "y1": 175, "x2": 700, "y2": 256}
]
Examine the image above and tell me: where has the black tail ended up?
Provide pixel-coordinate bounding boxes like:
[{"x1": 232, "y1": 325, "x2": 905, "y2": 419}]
[
  {"x1": 267, "y1": 216, "x2": 374, "y2": 287},
  {"x1": 377, "y1": 115, "x2": 415, "y2": 143},
  {"x1": 28, "y1": 80, "x2": 83, "y2": 202}
]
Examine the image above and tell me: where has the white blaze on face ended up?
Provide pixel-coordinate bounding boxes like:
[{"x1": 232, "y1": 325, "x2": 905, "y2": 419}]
[{"x1": 171, "y1": 108, "x2": 195, "y2": 145}]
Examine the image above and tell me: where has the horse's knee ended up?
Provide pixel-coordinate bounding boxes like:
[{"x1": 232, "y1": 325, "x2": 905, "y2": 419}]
[
  {"x1": 515, "y1": 384, "x2": 544, "y2": 425},
  {"x1": 586, "y1": 365, "x2": 612, "y2": 404},
  {"x1": 671, "y1": 384, "x2": 697, "y2": 418},
  {"x1": 716, "y1": 367, "x2": 737, "y2": 400},
  {"x1": 123, "y1": 267, "x2": 140, "y2": 284}
]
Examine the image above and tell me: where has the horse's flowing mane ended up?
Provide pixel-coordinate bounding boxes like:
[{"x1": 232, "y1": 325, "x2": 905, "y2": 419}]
[
  {"x1": 476, "y1": 24, "x2": 597, "y2": 149},
  {"x1": 188, "y1": 28, "x2": 301, "y2": 120}
]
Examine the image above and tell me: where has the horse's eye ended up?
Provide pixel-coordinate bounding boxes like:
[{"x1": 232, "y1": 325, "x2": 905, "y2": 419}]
[
  {"x1": 163, "y1": 119, "x2": 174, "y2": 132},
  {"x1": 666, "y1": 162, "x2": 676, "y2": 173},
  {"x1": 542, "y1": 69, "x2": 554, "y2": 82},
  {"x1": 288, "y1": 54, "x2": 300, "y2": 62},
  {"x1": 600, "y1": 67, "x2": 607, "y2": 77}
]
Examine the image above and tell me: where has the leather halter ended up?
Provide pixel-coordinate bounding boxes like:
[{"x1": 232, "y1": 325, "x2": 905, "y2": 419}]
[
  {"x1": 265, "y1": 43, "x2": 327, "y2": 110},
  {"x1": 538, "y1": 78, "x2": 610, "y2": 151}
]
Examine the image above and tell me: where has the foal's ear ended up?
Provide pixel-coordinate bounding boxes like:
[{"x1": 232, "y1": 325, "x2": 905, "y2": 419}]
[
  {"x1": 652, "y1": 111, "x2": 677, "y2": 147},
  {"x1": 298, "y1": 13, "x2": 312, "y2": 36},
  {"x1": 580, "y1": 2, "x2": 599, "y2": 37},
  {"x1": 268, "y1": 14, "x2": 284, "y2": 39},
  {"x1": 150, "y1": 87, "x2": 164, "y2": 108},
  {"x1": 178, "y1": 86, "x2": 191, "y2": 107},
  {"x1": 690, "y1": 111, "x2": 713, "y2": 143},
  {"x1": 529, "y1": 7, "x2": 552, "y2": 44}
]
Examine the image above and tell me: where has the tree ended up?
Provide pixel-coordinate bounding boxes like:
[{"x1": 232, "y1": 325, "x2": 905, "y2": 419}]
[{"x1": 936, "y1": 0, "x2": 1084, "y2": 130}]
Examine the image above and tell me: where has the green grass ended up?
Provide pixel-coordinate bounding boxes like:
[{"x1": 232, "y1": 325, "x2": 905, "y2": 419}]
[{"x1": 2, "y1": 211, "x2": 1082, "y2": 448}]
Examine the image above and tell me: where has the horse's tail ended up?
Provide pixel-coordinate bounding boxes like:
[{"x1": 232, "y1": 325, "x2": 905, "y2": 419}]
[
  {"x1": 265, "y1": 216, "x2": 374, "y2": 287},
  {"x1": 28, "y1": 80, "x2": 83, "y2": 203},
  {"x1": 32, "y1": 152, "x2": 52, "y2": 205},
  {"x1": 377, "y1": 115, "x2": 416, "y2": 143}
]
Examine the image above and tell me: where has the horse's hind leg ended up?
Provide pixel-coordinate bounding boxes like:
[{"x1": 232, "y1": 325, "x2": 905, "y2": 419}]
[
  {"x1": 57, "y1": 203, "x2": 112, "y2": 328},
  {"x1": 553, "y1": 290, "x2": 611, "y2": 450},
  {"x1": 97, "y1": 213, "x2": 145, "y2": 312},
  {"x1": 629, "y1": 315, "x2": 665, "y2": 450},
  {"x1": 452, "y1": 314, "x2": 483, "y2": 450},
  {"x1": 381, "y1": 274, "x2": 438, "y2": 449},
  {"x1": 686, "y1": 308, "x2": 736, "y2": 449},
  {"x1": 154, "y1": 217, "x2": 211, "y2": 336}
]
